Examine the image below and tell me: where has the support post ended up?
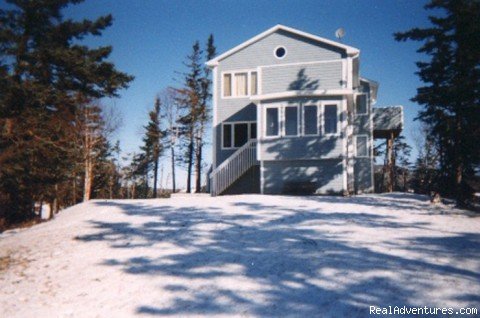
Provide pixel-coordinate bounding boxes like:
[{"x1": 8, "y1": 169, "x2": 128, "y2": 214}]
[{"x1": 386, "y1": 132, "x2": 394, "y2": 192}]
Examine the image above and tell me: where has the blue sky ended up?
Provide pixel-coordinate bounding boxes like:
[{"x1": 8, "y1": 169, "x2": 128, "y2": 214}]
[{"x1": 12, "y1": 0, "x2": 434, "y2": 188}]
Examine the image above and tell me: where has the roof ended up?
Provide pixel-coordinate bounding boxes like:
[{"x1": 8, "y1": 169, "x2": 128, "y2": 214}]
[{"x1": 206, "y1": 24, "x2": 360, "y2": 67}]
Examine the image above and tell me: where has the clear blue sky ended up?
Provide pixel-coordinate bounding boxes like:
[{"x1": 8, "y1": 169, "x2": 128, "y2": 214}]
[{"x1": 17, "y1": 0, "x2": 435, "y2": 188}]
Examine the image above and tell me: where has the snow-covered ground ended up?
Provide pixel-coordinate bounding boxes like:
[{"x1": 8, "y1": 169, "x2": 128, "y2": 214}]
[{"x1": 1, "y1": 193, "x2": 479, "y2": 317}]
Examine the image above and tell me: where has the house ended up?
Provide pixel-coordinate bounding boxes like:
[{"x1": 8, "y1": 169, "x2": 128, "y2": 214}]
[{"x1": 207, "y1": 25, "x2": 403, "y2": 196}]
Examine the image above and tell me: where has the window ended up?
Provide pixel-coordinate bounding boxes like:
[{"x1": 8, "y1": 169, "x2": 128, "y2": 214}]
[
  {"x1": 235, "y1": 73, "x2": 248, "y2": 96},
  {"x1": 251, "y1": 72, "x2": 258, "y2": 95},
  {"x1": 234, "y1": 123, "x2": 248, "y2": 147},
  {"x1": 250, "y1": 123, "x2": 257, "y2": 139},
  {"x1": 356, "y1": 94, "x2": 367, "y2": 115},
  {"x1": 356, "y1": 135, "x2": 368, "y2": 157},
  {"x1": 222, "y1": 122, "x2": 256, "y2": 149},
  {"x1": 266, "y1": 108, "x2": 279, "y2": 137},
  {"x1": 303, "y1": 105, "x2": 318, "y2": 135},
  {"x1": 223, "y1": 74, "x2": 232, "y2": 97},
  {"x1": 222, "y1": 70, "x2": 258, "y2": 98},
  {"x1": 285, "y1": 106, "x2": 298, "y2": 136},
  {"x1": 324, "y1": 104, "x2": 338, "y2": 134},
  {"x1": 223, "y1": 124, "x2": 232, "y2": 148},
  {"x1": 274, "y1": 46, "x2": 287, "y2": 59}
]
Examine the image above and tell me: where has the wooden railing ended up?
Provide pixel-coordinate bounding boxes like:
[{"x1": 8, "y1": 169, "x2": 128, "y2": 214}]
[{"x1": 210, "y1": 139, "x2": 258, "y2": 196}]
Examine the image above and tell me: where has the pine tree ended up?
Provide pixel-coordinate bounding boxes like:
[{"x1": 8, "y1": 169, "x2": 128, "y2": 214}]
[
  {"x1": 175, "y1": 41, "x2": 203, "y2": 193},
  {"x1": 395, "y1": 0, "x2": 480, "y2": 205},
  {"x1": 0, "y1": 0, "x2": 133, "y2": 225},
  {"x1": 194, "y1": 34, "x2": 216, "y2": 193},
  {"x1": 142, "y1": 97, "x2": 164, "y2": 198}
]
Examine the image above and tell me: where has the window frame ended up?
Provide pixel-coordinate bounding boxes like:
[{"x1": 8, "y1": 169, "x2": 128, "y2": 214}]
[
  {"x1": 264, "y1": 106, "x2": 281, "y2": 138},
  {"x1": 355, "y1": 135, "x2": 369, "y2": 158},
  {"x1": 274, "y1": 46, "x2": 287, "y2": 60},
  {"x1": 221, "y1": 121, "x2": 257, "y2": 150},
  {"x1": 355, "y1": 93, "x2": 368, "y2": 116},
  {"x1": 221, "y1": 69, "x2": 259, "y2": 99},
  {"x1": 322, "y1": 102, "x2": 341, "y2": 136}
]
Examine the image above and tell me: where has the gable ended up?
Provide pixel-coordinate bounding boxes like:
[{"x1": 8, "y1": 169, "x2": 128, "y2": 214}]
[{"x1": 208, "y1": 25, "x2": 359, "y2": 68}]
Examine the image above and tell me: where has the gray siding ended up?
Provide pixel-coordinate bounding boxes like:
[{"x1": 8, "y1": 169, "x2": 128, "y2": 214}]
[
  {"x1": 219, "y1": 30, "x2": 344, "y2": 70},
  {"x1": 263, "y1": 159, "x2": 344, "y2": 194},
  {"x1": 354, "y1": 159, "x2": 373, "y2": 193},
  {"x1": 260, "y1": 136, "x2": 343, "y2": 160},
  {"x1": 352, "y1": 81, "x2": 374, "y2": 193},
  {"x1": 262, "y1": 61, "x2": 343, "y2": 94}
]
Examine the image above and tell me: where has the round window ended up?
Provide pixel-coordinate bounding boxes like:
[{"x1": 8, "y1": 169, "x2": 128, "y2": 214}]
[{"x1": 274, "y1": 46, "x2": 287, "y2": 59}]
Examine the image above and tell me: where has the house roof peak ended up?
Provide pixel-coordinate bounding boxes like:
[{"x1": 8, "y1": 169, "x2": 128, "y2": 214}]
[{"x1": 206, "y1": 24, "x2": 360, "y2": 67}]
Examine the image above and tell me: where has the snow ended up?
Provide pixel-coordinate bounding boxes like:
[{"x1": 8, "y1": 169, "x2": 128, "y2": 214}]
[{"x1": 1, "y1": 193, "x2": 479, "y2": 317}]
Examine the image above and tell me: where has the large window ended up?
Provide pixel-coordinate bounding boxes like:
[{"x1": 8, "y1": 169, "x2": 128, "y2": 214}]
[
  {"x1": 356, "y1": 135, "x2": 368, "y2": 157},
  {"x1": 356, "y1": 94, "x2": 367, "y2": 115},
  {"x1": 222, "y1": 122, "x2": 256, "y2": 149},
  {"x1": 303, "y1": 105, "x2": 318, "y2": 135},
  {"x1": 222, "y1": 70, "x2": 258, "y2": 98},
  {"x1": 266, "y1": 108, "x2": 279, "y2": 137},
  {"x1": 285, "y1": 106, "x2": 298, "y2": 136},
  {"x1": 324, "y1": 104, "x2": 338, "y2": 134}
]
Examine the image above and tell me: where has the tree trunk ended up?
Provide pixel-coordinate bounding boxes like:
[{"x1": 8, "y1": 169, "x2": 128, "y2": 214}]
[
  {"x1": 171, "y1": 145, "x2": 176, "y2": 193},
  {"x1": 72, "y1": 172, "x2": 77, "y2": 205},
  {"x1": 195, "y1": 136, "x2": 202, "y2": 193},
  {"x1": 386, "y1": 133, "x2": 394, "y2": 193},
  {"x1": 186, "y1": 131, "x2": 194, "y2": 193},
  {"x1": 153, "y1": 155, "x2": 158, "y2": 198},
  {"x1": 83, "y1": 156, "x2": 92, "y2": 201}
]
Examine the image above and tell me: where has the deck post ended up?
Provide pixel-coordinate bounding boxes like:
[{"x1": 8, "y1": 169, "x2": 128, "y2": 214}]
[{"x1": 386, "y1": 132, "x2": 394, "y2": 192}]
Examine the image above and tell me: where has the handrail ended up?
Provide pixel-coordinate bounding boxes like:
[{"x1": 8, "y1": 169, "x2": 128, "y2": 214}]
[{"x1": 210, "y1": 139, "x2": 258, "y2": 196}]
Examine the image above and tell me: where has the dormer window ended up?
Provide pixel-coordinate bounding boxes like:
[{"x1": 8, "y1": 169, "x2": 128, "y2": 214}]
[{"x1": 274, "y1": 46, "x2": 287, "y2": 59}]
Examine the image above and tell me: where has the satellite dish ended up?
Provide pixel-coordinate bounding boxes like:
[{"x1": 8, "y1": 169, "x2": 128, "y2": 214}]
[{"x1": 335, "y1": 28, "x2": 345, "y2": 41}]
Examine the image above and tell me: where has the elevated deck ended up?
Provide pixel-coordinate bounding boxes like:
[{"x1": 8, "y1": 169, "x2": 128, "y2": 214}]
[{"x1": 373, "y1": 106, "x2": 403, "y2": 138}]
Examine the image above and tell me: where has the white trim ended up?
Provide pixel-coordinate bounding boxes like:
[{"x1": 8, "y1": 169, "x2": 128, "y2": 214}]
[
  {"x1": 355, "y1": 135, "x2": 369, "y2": 158},
  {"x1": 260, "y1": 160, "x2": 265, "y2": 194},
  {"x1": 221, "y1": 69, "x2": 258, "y2": 99},
  {"x1": 273, "y1": 45, "x2": 287, "y2": 60},
  {"x1": 212, "y1": 66, "x2": 218, "y2": 168},
  {"x1": 251, "y1": 89, "x2": 354, "y2": 101},
  {"x1": 260, "y1": 59, "x2": 343, "y2": 69},
  {"x1": 322, "y1": 101, "x2": 341, "y2": 136},
  {"x1": 347, "y1": 56, "x2": 353, "y2": 89},
  {"x1": 221, "y1": 121, "x2": 256, "y2": 150},
  {"x1": 341, "y1": 97, "x2": 348, "y2": 194},
  {"x1": 206, "y1": 24, "x2": 359, "y2": 66},
  {"x1": 341, "y1": 59, "x2": 347, "y2": 88}
]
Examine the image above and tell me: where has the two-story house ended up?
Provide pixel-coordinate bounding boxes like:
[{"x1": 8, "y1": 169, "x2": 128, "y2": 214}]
[{"x1": 207, "y1": 25, "x2": 403, "y2": 196}]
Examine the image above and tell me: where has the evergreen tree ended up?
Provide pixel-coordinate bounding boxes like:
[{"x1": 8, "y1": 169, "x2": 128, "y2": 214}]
[
  {"x1": 142, "y1": 97, "x2": 165, "y2": 198},
  {"x1": 175, "y1": 41, "x2": 202, "y2": 193},
  {"x1": 0, "y1": 0, "x2": 133, "y2": 225},
  {"x1": 194, "y1": 34, "x2": 216, "y2": 193},
  {"x1": 395, "y1": 0, "x2": 480, "y2": 205}
]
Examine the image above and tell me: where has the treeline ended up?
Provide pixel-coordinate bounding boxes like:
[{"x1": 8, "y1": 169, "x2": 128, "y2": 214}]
[
  {"x1": 122, "y1": 36, "x2": 216, "y2": 199},
  {"x1": 0, "y1": 0, "x2": 135, "y2": 227},
  {"x1": 392, "y1": 0, "x2": 480, "y2": 207},
  {"x1": 0, "y1": 0, "x2": 217, "y2": 229}
]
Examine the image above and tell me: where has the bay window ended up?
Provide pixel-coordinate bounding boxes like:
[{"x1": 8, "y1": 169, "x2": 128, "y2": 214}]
[
  {"x1": 324, "y1": 104, "x2": 338, "y2": 134},
  {"x1": 303, "y1": 105, "x2": 318, "y2": 135},
  {"x1": 285, "y1": 106, "x2": 298, "y2": 136}
]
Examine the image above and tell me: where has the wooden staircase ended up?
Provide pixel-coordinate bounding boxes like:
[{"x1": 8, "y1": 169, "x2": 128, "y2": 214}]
[{"x1": 210, "y1": 140, "x2": 258, "y2": 196}]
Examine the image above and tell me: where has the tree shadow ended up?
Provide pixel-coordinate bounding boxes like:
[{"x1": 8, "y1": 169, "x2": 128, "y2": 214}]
[{"x1": 75, "y1": 197, "x2": 480, "y2": 316}]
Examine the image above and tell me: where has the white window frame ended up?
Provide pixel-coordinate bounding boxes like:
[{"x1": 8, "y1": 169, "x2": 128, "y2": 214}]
[
  {"x1": 355, "y1": 135, "x2": 369, "y2": 158},
  {"x1": 283, "y1": 105, "x2": 300, "y2": 137},
  {"x1": 302, "y1": 104, "x2": 320, "y2": 136},
  {"x1": 322, "y1": 101, "x2": 341, "y2": 136},
  {"x1": 273, "y1": 46, "x2": 287, "y2": 60},
  {"x1": 221, "y1": 69, "x2": 258, "y2": 99},
  {"x1": 355, "y1": 93, "x2": 368, "y2": 116},
  {"x1": 221, "y1": 121, "x2": 256, "y2": 149},
  {"x1": 263, "y1": 105, "x2": 281, "y2": 139}
]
